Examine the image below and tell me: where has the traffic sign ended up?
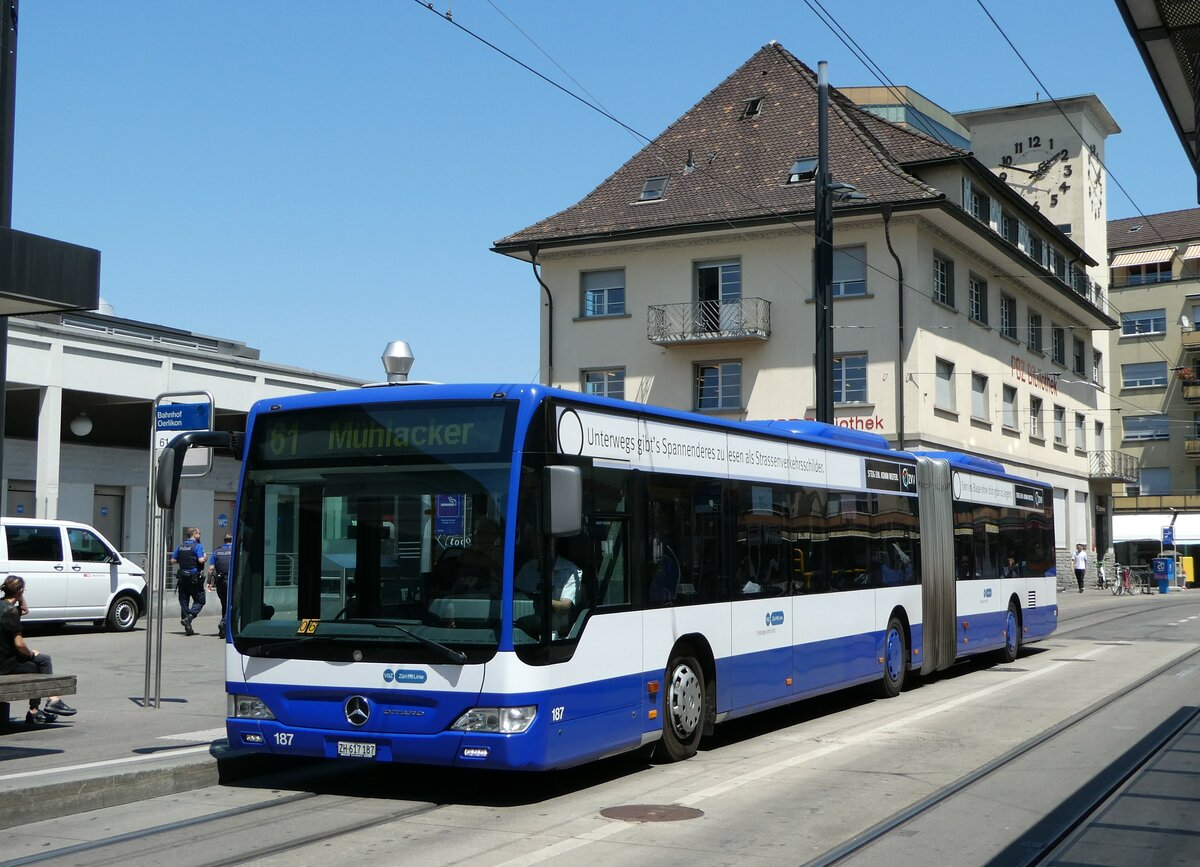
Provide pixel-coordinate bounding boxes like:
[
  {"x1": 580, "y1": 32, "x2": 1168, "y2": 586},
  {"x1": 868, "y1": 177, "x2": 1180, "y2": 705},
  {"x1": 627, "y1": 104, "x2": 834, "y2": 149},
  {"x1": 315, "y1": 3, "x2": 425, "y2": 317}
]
[
  {"x1": 1163, "y1": 526, "x2": 1174, "y2": 547},
  {"x1": 153, "y1": 401, "x2": 212, "y2": 470}
]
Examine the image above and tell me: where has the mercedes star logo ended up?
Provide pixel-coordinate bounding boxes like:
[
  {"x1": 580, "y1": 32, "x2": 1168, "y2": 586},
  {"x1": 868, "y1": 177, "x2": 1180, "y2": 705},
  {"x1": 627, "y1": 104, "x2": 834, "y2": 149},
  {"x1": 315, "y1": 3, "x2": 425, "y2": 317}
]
[{"x1": 345, "y1": 695, "x2": 370, "y2": 727}]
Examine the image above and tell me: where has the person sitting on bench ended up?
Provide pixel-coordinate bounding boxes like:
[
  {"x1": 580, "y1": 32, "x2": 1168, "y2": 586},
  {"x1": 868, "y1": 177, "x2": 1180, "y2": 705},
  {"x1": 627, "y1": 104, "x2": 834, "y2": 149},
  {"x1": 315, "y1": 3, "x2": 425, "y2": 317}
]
[{"x1": 0, "y1": 575, "x2": 77, "y2": 726}]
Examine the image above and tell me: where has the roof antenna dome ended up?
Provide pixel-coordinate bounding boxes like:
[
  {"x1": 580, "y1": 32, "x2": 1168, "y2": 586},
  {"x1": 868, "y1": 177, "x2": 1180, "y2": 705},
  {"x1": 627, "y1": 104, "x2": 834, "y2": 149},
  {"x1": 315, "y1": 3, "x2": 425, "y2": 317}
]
[{"x1": 382, "y1": 341, "x2": 415, "y2": 383}]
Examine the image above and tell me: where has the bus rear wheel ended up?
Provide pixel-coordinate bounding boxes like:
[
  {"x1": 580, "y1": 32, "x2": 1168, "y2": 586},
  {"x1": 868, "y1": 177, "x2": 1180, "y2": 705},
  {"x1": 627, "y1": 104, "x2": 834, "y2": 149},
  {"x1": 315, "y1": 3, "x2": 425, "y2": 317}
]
[
  {"x1": 1000, "y1": 602, "x2": 1021, "y2": 664},
  {"x1": 657, "y1": 651, "x2": 704, "y2": 762},
  {"x1": 878, "y1": 616, "x2": 907, "y2": 698}
]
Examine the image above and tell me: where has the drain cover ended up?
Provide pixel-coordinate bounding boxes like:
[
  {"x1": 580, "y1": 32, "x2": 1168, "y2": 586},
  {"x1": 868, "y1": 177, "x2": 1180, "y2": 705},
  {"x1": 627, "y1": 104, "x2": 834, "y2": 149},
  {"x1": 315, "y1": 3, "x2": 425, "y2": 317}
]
[{"x1": 600, "y1": 804, "x2": 704, "y2": 823}]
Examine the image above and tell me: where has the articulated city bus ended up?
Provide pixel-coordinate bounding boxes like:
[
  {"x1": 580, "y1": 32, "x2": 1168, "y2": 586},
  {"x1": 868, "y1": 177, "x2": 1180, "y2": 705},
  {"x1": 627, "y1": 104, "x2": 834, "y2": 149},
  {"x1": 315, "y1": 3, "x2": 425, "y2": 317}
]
[{"x1": 158, "y1": 379, "x2": 1057, "y2": 770}]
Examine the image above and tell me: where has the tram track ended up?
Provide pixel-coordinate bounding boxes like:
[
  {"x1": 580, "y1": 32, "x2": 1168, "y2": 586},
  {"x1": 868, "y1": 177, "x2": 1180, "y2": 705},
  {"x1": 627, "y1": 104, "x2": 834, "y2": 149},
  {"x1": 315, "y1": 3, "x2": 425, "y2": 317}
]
[
  {"x1": 5, "y1": 770, "x2": 447, "y2": 867},
  {"x1": 802, "y1": 642, "x2": 1200, "y2": 867}
]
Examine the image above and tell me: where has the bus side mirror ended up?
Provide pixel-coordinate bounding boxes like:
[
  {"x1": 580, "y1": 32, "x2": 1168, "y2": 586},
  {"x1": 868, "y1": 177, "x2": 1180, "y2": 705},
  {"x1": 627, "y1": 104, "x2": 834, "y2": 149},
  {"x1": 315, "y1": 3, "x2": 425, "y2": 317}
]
[
  {"x1": 545, "y1": 465, "x2": 582, "y2": 537},
  {"x1": 155, "y1": 430, "x2": 238, "y2": 509}
]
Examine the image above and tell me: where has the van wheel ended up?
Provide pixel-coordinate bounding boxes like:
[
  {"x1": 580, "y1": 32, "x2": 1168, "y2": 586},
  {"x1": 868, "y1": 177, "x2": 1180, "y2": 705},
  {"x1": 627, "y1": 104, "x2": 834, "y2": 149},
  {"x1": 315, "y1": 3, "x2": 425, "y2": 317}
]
[{"x1": 106, "y1": 594, "x2": 139, "y2": 632}]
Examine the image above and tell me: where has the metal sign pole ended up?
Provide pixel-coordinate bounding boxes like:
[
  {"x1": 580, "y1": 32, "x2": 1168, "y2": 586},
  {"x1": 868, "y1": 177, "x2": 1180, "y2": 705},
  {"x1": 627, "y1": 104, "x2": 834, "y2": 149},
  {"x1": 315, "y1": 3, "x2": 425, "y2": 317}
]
[{"x1": 143, "y1": 389, "x2": 215, "y2": 709}]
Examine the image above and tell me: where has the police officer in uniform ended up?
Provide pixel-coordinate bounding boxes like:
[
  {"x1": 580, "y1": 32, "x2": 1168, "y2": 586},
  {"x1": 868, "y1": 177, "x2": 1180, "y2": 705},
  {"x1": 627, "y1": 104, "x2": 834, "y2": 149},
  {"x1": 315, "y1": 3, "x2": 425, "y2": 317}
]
[
  {"x1": 171, "y1": 527, "x2": 206, "y2": 635},
  {"x1": 208, "y1": 532, "x2": 232, "y2": 639}
]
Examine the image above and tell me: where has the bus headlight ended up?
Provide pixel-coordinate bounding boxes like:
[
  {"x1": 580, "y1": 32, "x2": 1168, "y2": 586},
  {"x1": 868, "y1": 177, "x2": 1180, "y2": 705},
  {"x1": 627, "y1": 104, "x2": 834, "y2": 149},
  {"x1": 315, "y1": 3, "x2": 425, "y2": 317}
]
[
  {"x1": 229, "y1": 694, "x2": 276, "y2": 720},
  {"x1": 451, "y1": 706, "x2": 536, "y2": 733}
]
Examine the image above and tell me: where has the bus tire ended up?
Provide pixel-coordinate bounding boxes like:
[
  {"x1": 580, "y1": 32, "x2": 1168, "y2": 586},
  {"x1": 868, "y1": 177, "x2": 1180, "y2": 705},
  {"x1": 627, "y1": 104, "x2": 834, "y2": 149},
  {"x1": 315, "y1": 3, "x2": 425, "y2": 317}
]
[
  {"x1": 658, "y1": 651, "x2": 704, "y2": 762},
  {"x1": 1000, "y1": 602, "x2": 1021, "y2": 663},
  {"x1": 878, "y1": 616, "x2": 907, "y2": 698}
]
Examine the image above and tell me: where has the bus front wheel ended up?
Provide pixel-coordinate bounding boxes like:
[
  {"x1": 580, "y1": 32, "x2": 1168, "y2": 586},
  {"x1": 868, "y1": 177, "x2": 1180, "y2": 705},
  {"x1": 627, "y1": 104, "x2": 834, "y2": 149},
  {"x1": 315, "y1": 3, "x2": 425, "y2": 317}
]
[
  {"x1": 879, "y1": 616, "x2": 907, "y2": 698},
  {"x1": 658, "y1": 651, "x2": 704, "y2": 762}
]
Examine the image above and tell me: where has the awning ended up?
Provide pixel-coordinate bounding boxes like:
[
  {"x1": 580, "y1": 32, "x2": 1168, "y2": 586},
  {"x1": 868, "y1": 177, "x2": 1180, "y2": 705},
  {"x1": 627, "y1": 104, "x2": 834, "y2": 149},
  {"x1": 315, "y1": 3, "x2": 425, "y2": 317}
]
[
  {"x1": 1113, "y1": 513, "x2": 1200, "y2": 544},
  {"x1": 1183, "y1": 243, "x2": 1200, "y2": 261},
  {"x1": 1110, "y1": 247, "x2": 1176, "y2": 267}
]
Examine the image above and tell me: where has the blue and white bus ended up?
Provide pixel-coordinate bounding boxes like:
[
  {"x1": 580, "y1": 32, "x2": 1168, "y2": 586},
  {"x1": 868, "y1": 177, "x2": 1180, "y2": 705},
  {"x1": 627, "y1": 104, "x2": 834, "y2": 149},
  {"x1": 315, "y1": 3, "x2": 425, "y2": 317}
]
[{"x1": 158, "y1": 380, "x2": 1057, "y2": 770}]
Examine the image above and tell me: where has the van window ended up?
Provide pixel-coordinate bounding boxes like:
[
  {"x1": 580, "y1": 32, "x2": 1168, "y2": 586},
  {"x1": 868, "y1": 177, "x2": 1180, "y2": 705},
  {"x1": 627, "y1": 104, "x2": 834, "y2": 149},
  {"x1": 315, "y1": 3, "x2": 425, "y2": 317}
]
[
  {"x1": 67, "y1": 528, "x2": 114, "y2": 563},
  {"x1": 6, "y1": 526, "x2": 64, "y2": 561}
]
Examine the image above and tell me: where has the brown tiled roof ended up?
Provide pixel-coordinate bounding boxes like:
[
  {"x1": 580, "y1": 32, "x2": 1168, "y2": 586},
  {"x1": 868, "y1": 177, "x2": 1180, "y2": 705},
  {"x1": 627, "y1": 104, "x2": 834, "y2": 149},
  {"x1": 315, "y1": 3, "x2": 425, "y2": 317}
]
[
  {"x1": 493, "y1": 42, "x2": 968, "y2": 253},
  {"x1": 1108, "y1": 207, "x2": 1200, "y2": 250}
]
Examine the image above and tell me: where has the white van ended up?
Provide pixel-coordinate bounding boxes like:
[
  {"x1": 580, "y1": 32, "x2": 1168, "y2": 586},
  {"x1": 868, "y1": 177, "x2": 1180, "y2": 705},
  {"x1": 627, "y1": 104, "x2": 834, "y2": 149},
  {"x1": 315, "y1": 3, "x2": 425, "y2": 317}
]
[{"x1": 0, "y1": 518, "x2": 147, "y2": 631}]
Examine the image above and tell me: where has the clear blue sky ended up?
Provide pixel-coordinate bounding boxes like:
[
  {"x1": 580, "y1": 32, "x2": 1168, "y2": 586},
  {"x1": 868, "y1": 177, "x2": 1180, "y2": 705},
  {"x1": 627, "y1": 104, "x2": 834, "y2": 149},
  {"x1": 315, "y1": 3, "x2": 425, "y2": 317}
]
[{"x1": 13, "y1": 2, "x2": 1189, "y2": 384}]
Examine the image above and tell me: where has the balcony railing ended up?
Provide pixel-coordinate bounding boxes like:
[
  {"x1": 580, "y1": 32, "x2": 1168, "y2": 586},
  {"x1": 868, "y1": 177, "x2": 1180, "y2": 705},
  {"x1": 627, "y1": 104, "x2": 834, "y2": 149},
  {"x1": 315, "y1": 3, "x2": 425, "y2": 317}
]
[
  {"x1": 1089, "y1": 449, "x2": 1139, "y2": 483},
  {"x1": 1183, "y1": 330, "x2": 1200, "y2": 352},
  {"x1": 1184, "y1": 383, "x2": 1200, "y2": 403},
  {"x1": 1188, "y1": 438, "x2": 1200, "y2": 460},
  {"x1": 648, "y1": 297, "x2": 771, "y2": 346}
]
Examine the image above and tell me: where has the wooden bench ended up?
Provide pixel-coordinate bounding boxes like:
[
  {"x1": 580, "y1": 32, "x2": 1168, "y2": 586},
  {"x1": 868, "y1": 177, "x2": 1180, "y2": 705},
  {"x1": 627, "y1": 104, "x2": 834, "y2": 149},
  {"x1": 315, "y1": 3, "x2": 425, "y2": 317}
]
[{"x1": 0, "y1": 673, "x2": 77, "y2": 724}]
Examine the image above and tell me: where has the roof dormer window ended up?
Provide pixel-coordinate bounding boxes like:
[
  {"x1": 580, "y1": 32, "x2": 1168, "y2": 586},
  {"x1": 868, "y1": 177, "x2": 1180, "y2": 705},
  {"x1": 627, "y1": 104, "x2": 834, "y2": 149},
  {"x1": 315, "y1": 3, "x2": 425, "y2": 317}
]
[
  {"x1": 742, "y1": 97, "x2": 764, "y2": 118},
  {"x1": 787, "y1": 157, "x2": 818, "y2": 184},
  {"x1": 640, "y1": 176, "x2": 669, "y2": 201}
]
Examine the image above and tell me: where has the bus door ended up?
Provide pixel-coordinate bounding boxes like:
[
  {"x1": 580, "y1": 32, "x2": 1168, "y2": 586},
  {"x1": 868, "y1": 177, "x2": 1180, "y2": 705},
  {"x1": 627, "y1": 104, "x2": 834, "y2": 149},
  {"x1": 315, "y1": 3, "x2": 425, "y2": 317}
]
[{"x1": 916, "y1": 457, "x2": 956, "y2": 674}]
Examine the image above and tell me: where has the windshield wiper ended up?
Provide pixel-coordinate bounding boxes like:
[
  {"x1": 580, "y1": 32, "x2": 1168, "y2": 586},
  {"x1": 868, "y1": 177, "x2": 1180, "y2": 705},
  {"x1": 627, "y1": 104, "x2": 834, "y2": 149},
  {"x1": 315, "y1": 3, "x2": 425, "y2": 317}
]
[{"x1": 339, "y1": 618, "x2": 469, "y2": 665}]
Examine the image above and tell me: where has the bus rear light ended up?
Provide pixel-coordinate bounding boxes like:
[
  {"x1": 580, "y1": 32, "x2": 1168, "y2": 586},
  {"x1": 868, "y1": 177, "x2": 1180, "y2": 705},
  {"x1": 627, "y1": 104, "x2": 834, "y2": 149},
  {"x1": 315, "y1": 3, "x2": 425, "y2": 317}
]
[
  {"x1": 230, "y1": 694, "x2": 276, "y2": 720},
  {"x1": 451, "y1": 706, "x2": 536, "y2": 734}
]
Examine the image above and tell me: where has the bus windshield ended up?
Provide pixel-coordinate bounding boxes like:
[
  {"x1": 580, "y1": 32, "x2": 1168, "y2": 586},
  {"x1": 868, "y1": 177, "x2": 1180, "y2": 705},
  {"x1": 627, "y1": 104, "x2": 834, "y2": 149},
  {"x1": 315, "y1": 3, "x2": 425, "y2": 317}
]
[{"x1": 231, "y1": 400, "x2": 515, "y2": 664}]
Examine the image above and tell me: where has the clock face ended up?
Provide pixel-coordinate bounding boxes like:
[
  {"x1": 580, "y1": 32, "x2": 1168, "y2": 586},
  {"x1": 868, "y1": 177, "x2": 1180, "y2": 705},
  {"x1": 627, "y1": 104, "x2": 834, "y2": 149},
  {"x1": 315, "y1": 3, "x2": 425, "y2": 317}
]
[{"x1": 995, "y1": 134, "x2": 1075, "y2": 211}]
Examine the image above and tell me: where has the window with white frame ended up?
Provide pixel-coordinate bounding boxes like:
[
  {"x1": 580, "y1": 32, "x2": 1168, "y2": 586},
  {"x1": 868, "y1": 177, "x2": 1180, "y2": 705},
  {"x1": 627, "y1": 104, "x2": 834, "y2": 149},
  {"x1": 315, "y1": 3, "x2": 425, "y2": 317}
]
[
  {"x1": 832, "y1": 246, "x2": 867, "y2": 297},
  {"x1": 582, "y1": 368, "x2": 625, "y2": 400},
  {"x1": 968, "y1": 185, "x2": 987, "y2": 222},
  {"x1": 695, "y1": 259, "x2": 742, "y2": 333},
  {"x1": 1094, "y1": 420, "x2": 1105, "y2": 453},
  {"x1": 1002, "y1": 385, "x2": 1018, "y2": 430},
  {"x1": 935, "y1": 358, "x2": 956, "y2": 412},
  {"x1": 1140, "y1": 466, "x2": 1171, "y2": 495},
  {"x1": 1092, "y1": 350, "x2": 1103, "y2": 386},
  {"x1": 1029, "y1": 235, "x2": 1044, "y2": 265},
  {"x1": 971, "y1": 373, "x2": 989, "y2": 420},
  {"x1": 1027, "y1": 311, "x2": 1043, "y2": 353},
  {"x1": 1053, "y1": 405, "x2": 1066, "y2": 445},
  {"x1": 1121, "y1": 361, "x2": 1165, "y2": 388},
  {"x1": 933, "y1": 254, "x2": 954, "y2": 306},
  {"x1": 1121, "y1": 308, "x2": 1167, "y2": 336},
  {"x1": 1072, "y1": 337, "x2": 1085, "y2": 375},
  {"x1": 969, "y1": 274, "x2": 988, "y2": 324},
  {"x1": 1001, "y1": 212, "x2": 1019, "y2": 245},
  {"x1": 1123, "y1": 415, "x2": 1169, "y2": 441},
  {"x1": 1123, "y1": 262, "x2": 1171, "y2": 285},
  {"x1": 1000, "y1": 294, "x2": 1017, "y2": 339},
  {"x1": 1051, "y1": 326, "x2": 1065, "y2": 365},
  {"x1": 694, "y1": 361, "x2": 741, "y2": 410},
  {"x1": 1075, "y1": 412, "x2": 1086, "y2": 450},
  {"x1": 1029, "y1": 396, "x2": 1043, "y2": 439},
  {"x1": 833, "y1": 353, "x2": 868, "y2": 403},
  {"x1": 581, "y1": 269, "x2": 626, "y2": 317}
]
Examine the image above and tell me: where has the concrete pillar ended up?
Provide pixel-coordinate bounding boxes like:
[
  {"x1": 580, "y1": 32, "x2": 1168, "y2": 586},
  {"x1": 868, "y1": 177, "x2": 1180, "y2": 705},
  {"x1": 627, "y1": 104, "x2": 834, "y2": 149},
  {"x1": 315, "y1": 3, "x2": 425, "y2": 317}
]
[{"x1": 35, "y1": 385, "x2": 61, "y2": 518}]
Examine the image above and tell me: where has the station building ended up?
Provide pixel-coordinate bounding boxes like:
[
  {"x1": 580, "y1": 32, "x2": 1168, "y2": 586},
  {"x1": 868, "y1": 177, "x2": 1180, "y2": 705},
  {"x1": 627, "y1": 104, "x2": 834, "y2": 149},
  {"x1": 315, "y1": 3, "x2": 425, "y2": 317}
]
[
  {"x1": 2, "y1": 303, "x2": 360, "y2": 560},
  {"x1": 492, "y1": 42, "x2": 1134, "y2": 574}
]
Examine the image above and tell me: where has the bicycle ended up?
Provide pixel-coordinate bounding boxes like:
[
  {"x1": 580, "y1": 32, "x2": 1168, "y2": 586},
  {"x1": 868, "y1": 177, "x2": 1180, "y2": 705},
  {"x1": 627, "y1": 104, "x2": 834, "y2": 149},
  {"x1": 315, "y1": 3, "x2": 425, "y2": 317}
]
[{"x1": 1111, "y1": 565, "x2": 1137, "y2": 596}]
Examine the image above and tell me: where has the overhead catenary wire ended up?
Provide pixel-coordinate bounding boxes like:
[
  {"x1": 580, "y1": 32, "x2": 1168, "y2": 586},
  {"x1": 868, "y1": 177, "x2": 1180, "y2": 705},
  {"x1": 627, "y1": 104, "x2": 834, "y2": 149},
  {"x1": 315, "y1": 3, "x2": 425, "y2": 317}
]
[{"x1": 414, "y1": 0, "x2": 1172, "y2": 427}]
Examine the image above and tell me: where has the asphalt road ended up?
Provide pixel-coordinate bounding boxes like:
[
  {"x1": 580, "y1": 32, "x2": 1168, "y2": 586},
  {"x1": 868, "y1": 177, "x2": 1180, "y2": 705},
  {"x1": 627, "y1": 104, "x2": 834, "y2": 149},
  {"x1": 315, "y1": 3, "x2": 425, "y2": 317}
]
[{"x1": 5, "y1": 589, "x2": 1199, "y2": 867}]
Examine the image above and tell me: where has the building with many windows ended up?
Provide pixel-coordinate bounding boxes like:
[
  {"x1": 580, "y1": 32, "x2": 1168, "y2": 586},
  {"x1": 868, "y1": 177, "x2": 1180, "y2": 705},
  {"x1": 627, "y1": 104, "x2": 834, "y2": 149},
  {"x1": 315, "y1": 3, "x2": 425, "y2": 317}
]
[
  {"x1": 1107, "y1": 208, "x2": 1200, "y2": 563},
  {"x1": 493, "y1": 42, "x2": 1128, "y2": 571}
]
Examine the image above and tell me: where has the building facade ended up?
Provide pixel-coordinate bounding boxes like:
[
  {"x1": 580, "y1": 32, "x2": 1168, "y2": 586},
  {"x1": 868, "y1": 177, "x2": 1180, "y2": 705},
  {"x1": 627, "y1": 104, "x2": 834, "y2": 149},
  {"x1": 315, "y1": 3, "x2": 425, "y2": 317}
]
[
  {"x1": 3, "y1": 306, "x2": 361, "y2": 558},
  {"x1": 1107, "y1": 208, "x2": 1200, "y2": 563},
  {"x1": 493, "y1": 43, "x2": 1129, "y2": 572}
]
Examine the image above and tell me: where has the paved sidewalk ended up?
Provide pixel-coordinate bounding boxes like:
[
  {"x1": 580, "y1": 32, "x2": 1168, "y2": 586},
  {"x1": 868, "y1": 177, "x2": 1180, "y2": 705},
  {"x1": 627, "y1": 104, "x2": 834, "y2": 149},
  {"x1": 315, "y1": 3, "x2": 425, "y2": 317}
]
[{"x1": 0, "y1": 605, "x2": 235, "y2": 828}]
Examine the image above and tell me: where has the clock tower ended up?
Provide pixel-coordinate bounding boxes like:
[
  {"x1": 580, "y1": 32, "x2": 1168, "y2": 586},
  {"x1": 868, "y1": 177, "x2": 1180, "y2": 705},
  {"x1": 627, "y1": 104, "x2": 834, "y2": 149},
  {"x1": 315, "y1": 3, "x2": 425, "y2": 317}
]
[{"x1": 954, "y1": 95, "x2": 1119, "y2": 270}]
